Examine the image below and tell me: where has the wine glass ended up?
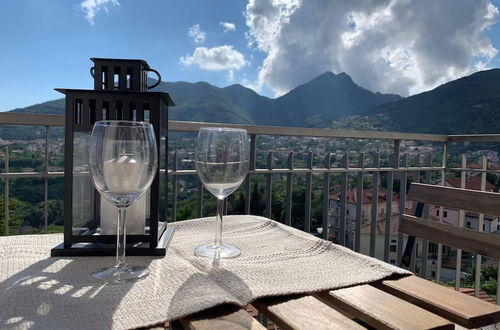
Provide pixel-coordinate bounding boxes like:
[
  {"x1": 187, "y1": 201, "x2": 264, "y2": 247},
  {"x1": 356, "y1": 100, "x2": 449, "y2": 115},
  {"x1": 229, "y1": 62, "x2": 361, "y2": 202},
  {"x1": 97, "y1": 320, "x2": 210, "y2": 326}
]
[
  {"x1": 195, "y1": 127, "x2": 250, "y2": 259},
  {"x1": 88, "y1": 120, "x2": 158, "y2": 283}
]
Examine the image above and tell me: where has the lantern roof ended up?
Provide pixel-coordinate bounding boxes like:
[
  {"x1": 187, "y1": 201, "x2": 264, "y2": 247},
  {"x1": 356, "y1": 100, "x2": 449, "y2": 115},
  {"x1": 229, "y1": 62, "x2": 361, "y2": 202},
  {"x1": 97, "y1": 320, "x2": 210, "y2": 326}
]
[
  {"x1": 54, "y1": 88, "x2": 175, "y2": 107},
  {"x1": 90, "y1": 57, "x2": 152, "y2": 69}
]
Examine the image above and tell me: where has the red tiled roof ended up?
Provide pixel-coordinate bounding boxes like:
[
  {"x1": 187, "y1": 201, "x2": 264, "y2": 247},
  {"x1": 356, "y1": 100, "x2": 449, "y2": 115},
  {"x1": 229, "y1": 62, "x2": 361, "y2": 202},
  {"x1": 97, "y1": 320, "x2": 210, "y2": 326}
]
[
  {"x1": 329, "y1": 189, "x2": 398, "y2": 204},
  {"x1": 464, "y1": 212, "x2": 496, "y2": 220},
  {"x1": 360, "y1": 213, "x2": 401, "y2": 235},
  {"x1": 445, "y1": 176, "x2": 495, "y2": 191},
  {"x1": 447, "y1": 287, "x2": 497, "y2": 304}
]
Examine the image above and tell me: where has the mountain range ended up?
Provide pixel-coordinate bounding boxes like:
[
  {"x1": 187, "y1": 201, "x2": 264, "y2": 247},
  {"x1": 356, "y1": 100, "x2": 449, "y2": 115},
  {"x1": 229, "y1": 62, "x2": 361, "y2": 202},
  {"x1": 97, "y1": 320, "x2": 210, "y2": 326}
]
[{"x1": 3, "y1": 68, "x2": 500, "y2": 139}]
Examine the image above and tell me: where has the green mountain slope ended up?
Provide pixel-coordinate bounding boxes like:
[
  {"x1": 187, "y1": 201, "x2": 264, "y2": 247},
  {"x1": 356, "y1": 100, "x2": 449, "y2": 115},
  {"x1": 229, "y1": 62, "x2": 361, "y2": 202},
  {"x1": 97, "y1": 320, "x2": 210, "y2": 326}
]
[
  {"x1": 1, "y1": 71, "x2": 401, "y2": 139},
  {"x1": 154, "y1": 81, "x2": 255, "y2": 124},
  {"x1": 9, "y1": 98, "x2": 65, "y2": 115},
  {"x1": 5, "y1": 69, "x2": 500, "y2": 140},
  {"x1": 273, "y1": 72, "x2": 401, "y2": 126},
  {"x1": 368, "y1": 69, "x2": 500, "y2": 134}
]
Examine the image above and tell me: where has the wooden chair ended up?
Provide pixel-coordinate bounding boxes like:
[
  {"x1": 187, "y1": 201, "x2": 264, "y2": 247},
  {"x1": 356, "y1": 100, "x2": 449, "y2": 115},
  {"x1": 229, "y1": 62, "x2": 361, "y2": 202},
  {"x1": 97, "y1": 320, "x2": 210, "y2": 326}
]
[
  {"x1": 400, "y1": 182, "x2": 500, "y2": 267},
  {"x1": 172, "y1": 185, "x2": 500, "y2": 330}
]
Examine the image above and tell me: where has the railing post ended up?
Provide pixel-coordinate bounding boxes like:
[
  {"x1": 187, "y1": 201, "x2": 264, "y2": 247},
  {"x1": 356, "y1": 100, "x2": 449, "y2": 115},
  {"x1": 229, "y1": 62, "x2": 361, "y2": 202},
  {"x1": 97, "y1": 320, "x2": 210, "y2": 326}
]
[
  {"x1": 198, "y1": 179, "x2": 204, "y2": 218},
  {"x1": 409, "y1": 154, "x2": 421, "y2": 273},
  {"x1": 420, "y1": 154, "x2": 432, "y2": 278},
  {"x1": 369, "y1": 152, "x2": 380, "y2": 257},
  {"x1": 172, "y1": 151, "x2": 178, "y2": 222},
  {"x1": 245, "y1": 134, "x2": 256, "y2": 215},
  {"x1": 397, "y1": 153, "x2": 408, "y2": 265},
  {"x1": 322, "y1": 153, "x2": 331, "y2": 240},
  {"x1": 436, "y1": 142, "x2": 447, "y2": 284},
  {"x1": 384, "y1": 140, "x2": 399, "y2": 262},
  {"x1": 264, "y1": 151, "x2": 273, "y2": 219},
  {"x1": 354, "y1": 152, "x2": 364, "y2": 252},
  {"x1": 475, "y1": 155, "x2": 487, "y2": 297},
  {"x1": 455, "y1": 154, "x2": 466, "y2": 290},
  {"x1": 339, "y1": 153, "x2": 348, "y2": 246},
  {"x1": 304, "y1": 151, "x2": 313, "y2": 233},
  {"x1": 285, "y1": 152, "x2": 293, "y2": 226},
  {"x1": 4, "y1": 147, "x2": 8, "y2": 236},
  {"x1": 44, "y1": 126, "x2": 50, "y2": 232}
]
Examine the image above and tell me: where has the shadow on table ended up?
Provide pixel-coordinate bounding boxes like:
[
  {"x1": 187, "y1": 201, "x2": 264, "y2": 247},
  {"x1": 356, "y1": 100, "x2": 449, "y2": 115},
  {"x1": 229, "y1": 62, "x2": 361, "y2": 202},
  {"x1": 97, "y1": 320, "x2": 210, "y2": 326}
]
[
  {"x1": 0, "y1": 256, "x2": 153, "y2": 330},
  {"x1": 168, "y1": 258, "x2": 253, "y2": 322}
]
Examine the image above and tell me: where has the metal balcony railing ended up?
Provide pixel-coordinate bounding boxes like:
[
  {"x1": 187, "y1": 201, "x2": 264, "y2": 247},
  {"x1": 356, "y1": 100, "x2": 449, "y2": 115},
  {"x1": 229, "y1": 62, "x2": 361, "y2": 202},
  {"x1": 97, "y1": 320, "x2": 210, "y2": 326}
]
[{"x1": 0, "y1": 112, "x2": 498, "y2": 305}]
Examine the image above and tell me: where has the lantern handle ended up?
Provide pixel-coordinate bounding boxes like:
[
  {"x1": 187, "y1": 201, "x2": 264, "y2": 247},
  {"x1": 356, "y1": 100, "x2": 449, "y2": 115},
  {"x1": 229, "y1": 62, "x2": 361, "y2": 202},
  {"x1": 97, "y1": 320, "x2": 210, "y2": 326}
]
[
  {"x1": 146, "y1": 69, "x2": 161, "y2": 89},
  {"x1": 90, "y1": 67, "x2": 95, "y2": 78}
]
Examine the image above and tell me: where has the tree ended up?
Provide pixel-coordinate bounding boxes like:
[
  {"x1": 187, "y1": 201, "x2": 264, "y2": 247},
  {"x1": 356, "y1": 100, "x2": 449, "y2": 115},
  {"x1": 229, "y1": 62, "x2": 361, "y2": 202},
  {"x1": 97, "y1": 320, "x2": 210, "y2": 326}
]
[
  {"x1": 464, "y1": 264, "x2": 498, "y2": 296},
  {"x1": 0, "y1": 195, "x2": 28, "y2": 235}
]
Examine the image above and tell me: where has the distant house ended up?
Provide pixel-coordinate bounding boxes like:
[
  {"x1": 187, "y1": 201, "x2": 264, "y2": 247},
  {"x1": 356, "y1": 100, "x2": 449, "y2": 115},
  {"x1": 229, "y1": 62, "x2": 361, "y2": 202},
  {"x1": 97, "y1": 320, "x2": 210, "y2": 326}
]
[
  {"x1": 359, "y1": 213, "x2": 408, "y2": 265},
  {"x1": 430, "y1": 175, "x2": 499, "y2": 233},
  {"x1": 328, "y1": 189, "x2": 410, "y2": 249},
  {"x1": 465, "y1": 162, "x2": 500, "y2": 179}
]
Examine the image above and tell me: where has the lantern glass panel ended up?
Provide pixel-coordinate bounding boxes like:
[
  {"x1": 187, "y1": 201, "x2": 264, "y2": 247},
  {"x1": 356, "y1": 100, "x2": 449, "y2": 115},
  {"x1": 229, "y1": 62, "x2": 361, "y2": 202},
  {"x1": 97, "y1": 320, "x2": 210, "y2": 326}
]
[{"x1": 72, "y1": 132, "x2": 95, "y2": 234}]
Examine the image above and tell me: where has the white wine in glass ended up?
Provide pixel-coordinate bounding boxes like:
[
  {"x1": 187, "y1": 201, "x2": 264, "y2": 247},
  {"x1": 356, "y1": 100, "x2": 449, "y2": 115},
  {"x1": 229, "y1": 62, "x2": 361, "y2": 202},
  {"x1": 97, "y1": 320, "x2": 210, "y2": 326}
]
[{"x1": 195, "y1": 127, "x2": 250, "y2": 259}]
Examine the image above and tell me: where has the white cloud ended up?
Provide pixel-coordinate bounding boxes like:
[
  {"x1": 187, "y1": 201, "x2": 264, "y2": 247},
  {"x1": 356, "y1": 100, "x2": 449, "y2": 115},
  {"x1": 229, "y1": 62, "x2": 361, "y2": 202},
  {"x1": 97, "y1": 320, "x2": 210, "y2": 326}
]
[
  {"x1": 220, "y1": 22, "x2": 236, "y2": 32},
  {"x1": 245, "y1": 0, "x2": 499, "y2": 96},
  {"x1": 80, "y1": 0, "x2": 120, "y2": 25},
  {"x1": 188, "y1": 24, "x2": 206, "y2": 44},
  {"x1": 180, "y1": 46, "x2": 246, "y2": 71},
  {"x1": 180, "y1": 45, "x2": 246, "y2": 80}
]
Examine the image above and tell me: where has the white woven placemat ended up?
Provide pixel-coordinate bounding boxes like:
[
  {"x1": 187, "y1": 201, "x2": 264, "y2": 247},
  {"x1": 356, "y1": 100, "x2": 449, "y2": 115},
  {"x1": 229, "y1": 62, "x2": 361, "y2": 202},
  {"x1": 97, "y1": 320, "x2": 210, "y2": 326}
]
[{"x1": 0, "y1": 215, "x2": 410, "y2": 330}]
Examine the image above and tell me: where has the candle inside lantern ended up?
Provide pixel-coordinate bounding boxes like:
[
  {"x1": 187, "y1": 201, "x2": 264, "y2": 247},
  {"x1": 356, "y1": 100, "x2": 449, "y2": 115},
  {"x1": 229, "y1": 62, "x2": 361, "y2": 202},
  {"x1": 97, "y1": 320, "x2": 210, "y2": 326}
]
[
  {"x1": 100, "y1": 195, "x2": 146, "y2": 235},
  {"x1": 100, "y1": 155, "x2": 147, "y2": 235}
]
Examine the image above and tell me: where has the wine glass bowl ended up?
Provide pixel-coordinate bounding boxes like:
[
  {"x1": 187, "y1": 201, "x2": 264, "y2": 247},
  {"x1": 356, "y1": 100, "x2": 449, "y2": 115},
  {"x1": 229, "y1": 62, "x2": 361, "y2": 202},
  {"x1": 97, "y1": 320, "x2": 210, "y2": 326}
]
[
  {"x1": 194, "y1": 127, "x2": 250, "y2": 259},
  {"x1": 88, "y1": 120, "x2": 158, "y2": 283}
]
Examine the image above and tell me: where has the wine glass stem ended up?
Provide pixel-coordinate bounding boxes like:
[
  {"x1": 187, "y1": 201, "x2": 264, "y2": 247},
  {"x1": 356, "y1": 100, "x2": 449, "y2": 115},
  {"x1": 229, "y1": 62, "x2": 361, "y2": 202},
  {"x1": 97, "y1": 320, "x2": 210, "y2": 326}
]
[
  {"x1": 116, "y1": 207, "x2": 127, "y2": 267},
  {"x1": 214, "y1": 198, "x2": 224, "y2": 248}
]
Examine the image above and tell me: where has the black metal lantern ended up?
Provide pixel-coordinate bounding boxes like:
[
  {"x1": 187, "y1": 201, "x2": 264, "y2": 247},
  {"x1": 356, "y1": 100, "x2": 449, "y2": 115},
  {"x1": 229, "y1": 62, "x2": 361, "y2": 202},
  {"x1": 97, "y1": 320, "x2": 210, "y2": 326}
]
[{"x1": 51, "y1": 58, "x2": 175, "y2": 256}]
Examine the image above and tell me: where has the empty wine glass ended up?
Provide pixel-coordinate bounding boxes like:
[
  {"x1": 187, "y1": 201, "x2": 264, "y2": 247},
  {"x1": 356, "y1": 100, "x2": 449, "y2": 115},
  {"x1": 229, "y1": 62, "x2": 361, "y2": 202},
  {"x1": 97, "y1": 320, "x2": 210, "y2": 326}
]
[
  {"x1": 195, "y1": 127, "x2": 250, "y2": 259},
  {"x1": 88, "y1": 120, "x2": 158, "y2": 283}
]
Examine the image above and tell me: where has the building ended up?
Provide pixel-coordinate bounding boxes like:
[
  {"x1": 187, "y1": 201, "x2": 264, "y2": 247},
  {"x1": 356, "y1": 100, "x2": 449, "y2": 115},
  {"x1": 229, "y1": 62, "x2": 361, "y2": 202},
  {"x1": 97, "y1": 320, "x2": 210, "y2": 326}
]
[
  {"x1": 430, "y1": 176, "x2": 499, "y2": 233},
  {"x1": 359, "y1": 213, "x2": 405, "y2": 265},
  {"x1": 328, "y1": 189, "x2": 410, "y2": 249}
]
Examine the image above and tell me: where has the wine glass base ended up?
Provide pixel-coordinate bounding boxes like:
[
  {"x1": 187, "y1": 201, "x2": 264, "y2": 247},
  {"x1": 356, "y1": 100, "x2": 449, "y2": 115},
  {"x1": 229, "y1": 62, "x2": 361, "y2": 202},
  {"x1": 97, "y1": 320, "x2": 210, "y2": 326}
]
[
  {"x1": 91, "y1": 264, "x2": 149, "y2": 284},
  {"x1": 194, "y1": 244, "x2": 241, "y2": 259}
]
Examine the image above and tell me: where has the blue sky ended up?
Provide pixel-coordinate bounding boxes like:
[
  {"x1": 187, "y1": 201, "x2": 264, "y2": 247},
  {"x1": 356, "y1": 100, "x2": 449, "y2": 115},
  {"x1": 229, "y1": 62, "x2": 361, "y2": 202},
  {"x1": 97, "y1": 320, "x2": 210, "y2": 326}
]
[{"x1": 1, "y1": 0, "x2": 500, "y2": 111}]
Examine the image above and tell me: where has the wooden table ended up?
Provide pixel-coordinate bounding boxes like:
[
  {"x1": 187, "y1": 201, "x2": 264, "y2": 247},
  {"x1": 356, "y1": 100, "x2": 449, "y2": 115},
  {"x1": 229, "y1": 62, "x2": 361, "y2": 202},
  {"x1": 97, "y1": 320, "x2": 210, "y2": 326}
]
[{"x1": 172, "y1": 275, "x2": 500, "y2": 330}]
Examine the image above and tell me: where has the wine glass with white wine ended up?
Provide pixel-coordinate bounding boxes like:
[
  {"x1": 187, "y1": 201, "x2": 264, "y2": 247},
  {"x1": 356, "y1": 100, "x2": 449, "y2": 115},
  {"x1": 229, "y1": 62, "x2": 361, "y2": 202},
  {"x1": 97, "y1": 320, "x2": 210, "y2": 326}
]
[{"x1": 194, "y1": 127, "x2": 250, "y2": 259}]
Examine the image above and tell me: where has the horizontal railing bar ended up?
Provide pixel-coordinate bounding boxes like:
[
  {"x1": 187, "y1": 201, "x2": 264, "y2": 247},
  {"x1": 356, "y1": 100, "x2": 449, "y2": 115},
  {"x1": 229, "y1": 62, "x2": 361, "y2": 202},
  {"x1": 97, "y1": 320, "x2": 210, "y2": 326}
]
[
  {"x1": 448, "y1": 134, "x2": 500, "y2": 142},
  {"x1": 3, "y1": 166, "x2": 443, "y2": 178},
  {"x1": 167, "y1": 166, "x2": 443, "y2": 175},
  {"x1": 169, "y1": 120, "x2": 448, "y2": 142},
  {"x1": 0, "y1": 171, "x2": 64, "y2": 179},
  {"x1": 2, "y1": 113, "x2": 500, "y2": 144},
  {"x1": 448, "y1": 168, "x2": 500, "y2": 174},
  {"x1": 0, "y1": 113, "x2": 64, "y2": 126}
]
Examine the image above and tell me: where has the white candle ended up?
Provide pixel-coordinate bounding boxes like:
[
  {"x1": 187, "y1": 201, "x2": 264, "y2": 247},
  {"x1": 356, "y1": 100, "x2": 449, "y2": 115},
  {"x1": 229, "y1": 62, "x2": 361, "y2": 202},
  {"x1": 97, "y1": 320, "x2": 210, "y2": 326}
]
[
  {"x1": 103, "y1": 155, "x2": 145, "y2": 194},
  {"x1": 100, "y1": 194, "x2": 146, "y2": 235},
  {"x1": 100, "y1": 155, "x2": 147, "y2": 235}
]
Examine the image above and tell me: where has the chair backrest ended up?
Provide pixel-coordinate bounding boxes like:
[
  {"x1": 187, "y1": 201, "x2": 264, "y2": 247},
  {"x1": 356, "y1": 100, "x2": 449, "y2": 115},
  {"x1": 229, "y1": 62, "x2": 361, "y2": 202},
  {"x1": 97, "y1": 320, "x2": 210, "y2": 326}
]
[{"x1": 400, "y1": 183, "x2": 500, "y2": 260}]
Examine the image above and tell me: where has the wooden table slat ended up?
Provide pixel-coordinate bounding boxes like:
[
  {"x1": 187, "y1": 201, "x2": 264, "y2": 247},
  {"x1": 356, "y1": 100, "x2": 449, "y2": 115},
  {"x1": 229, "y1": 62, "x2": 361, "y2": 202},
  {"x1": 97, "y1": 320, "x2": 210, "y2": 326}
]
[
  {"x1": 178, "y1": 305, "x2": 266, "y2": 330},
  {"x1": 374, "y1": 275, "x2": 500, "y2": 329},
  {"x1": 315, "y1": 284, "x2": 454, "y2": 330},
  {"x1": 252, "y1": 294, "x2": 365, "y2": 330}
]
